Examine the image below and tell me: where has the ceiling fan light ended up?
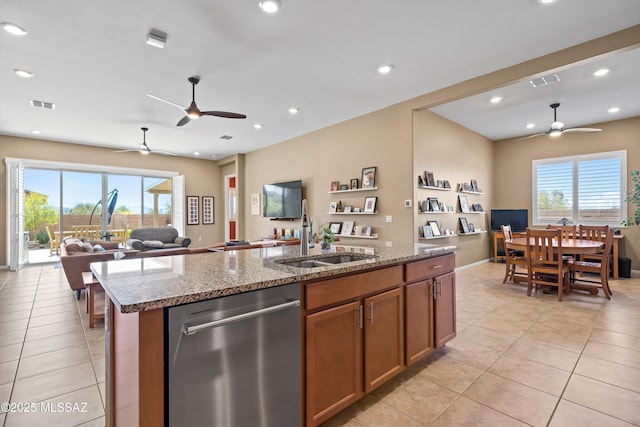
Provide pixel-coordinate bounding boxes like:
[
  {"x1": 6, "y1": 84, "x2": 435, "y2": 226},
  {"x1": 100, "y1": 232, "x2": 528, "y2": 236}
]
[
  {"x1": 187, "y1": 112, "x2": 200, "y2": 120},
  {"x1": 549, "y1": 129, "x2": 562, "y2": 137},
  {"x1": 14, "y1": 69, "x2": 34, "y2": 78},
  {"x1": 608, "y1": 107, "x2": 620, "y2": 114},
  {"x1": 1, "y1": 22, "x2": 28, "y2": 36},
  {"x1": 593, "y1": 68, "x2": 609, "y2": 77},
  {"x1": 259, "y1": 0, "x2": 281, "y2": 13},
  {"x1": 490, "y1": 96, "x2": 503, "y2": 104}
]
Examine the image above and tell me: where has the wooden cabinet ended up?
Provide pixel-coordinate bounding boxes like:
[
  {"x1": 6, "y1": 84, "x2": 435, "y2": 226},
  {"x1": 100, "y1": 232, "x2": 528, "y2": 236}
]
[
  {"x1": 404, "y1": 254, "x2": 456, "y2": 367},
  {"x1": 304, "y1": 266, "x2": 404, "y2": 426}
]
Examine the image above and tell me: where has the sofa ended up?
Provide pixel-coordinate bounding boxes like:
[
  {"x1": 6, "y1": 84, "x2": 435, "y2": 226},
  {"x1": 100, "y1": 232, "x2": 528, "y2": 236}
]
[
  {"x1": 60, "y1": 237, "x2": 191, "y2": 298},
  {"x1": 126, "y1": 227, "x2": 191, "y2": 251}
]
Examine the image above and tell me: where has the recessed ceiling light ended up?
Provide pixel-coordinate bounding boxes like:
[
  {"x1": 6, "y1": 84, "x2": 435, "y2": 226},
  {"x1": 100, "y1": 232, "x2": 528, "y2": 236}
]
[
  {"x1": 30, "y1": 130, "x2": 40, "y2": 134},
  {"x1": 377, "y1": 64, "x2": 393, "y2": 74},
  {"x1": 608, "y1": 107, "x2": 620, "y2": 113},
  {"x1": 14, "y1": 69, "x2": 34, "y2": 78},
  {"x1": 146, "y1": 31, "x2": 167, "y2": 49},
  {"x1": 193, "y1": 152, "x2": 200, "y2": 156},
  {"x1": 259, "y1": 0, "x2": 281, "y2": 13},
  {"x1": 526, "y1": 123, "x2": 535, "y2": 129},
  {"x1": 288, "y1": 107, "x2": 299, "y2": 114},
  {"x1": 593, "y1": 68, "x2": 610, "y2": 77},
  {"x1": 1, "y1": 22, "x2": 28, "y2": 36},
  {"x1": 490, "y1": 96, "x2": 503, "y2": 104},
  {"x1": 253, "y1": 123, "x2": 263, "y2": 129},
  {"x1": 537, "y1": 0, "x2": 555, "y2": 4}
]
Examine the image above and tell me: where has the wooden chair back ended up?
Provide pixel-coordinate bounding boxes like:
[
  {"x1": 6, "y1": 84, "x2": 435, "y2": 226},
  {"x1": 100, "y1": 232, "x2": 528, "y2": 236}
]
[
  {"x1": 527, "y1": 228, "x2": 569, "y2": 301},
  {"x1": 579, "y1": 225, "x2": 609, "y2": 242},
  {"x1": 547, "y1": 224, "x2": 576, "y2": 240},
  {"x1": 45, "y1": 225, "x2": 60, "y2": 255},
  {"x1": 501, "y1": 224, "x2": 513, "y2": 241}
]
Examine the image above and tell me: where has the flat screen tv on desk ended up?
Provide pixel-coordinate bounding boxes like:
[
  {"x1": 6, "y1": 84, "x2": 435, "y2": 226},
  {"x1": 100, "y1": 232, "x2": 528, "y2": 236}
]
[
  {"x1": 263, "y1": 180, "x2": 303, "y2": 220},
  {"x1": 491, "y1": 209, "x2": 528, "y2": 232}
]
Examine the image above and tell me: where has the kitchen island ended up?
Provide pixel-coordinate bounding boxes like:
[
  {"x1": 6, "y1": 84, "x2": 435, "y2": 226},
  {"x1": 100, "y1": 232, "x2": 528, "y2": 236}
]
[{"x1": 92, "y1": 240, "x2": 456, "y2": 427}]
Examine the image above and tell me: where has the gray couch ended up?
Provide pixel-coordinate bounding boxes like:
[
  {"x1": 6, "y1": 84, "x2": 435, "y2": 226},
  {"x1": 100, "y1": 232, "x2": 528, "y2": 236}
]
[{"x1": 126, "y1": 227, "x2": 191, "y2": 251}]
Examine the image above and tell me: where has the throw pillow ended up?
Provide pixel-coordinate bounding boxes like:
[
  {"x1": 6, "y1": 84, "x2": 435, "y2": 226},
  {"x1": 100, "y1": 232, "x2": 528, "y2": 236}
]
[
  {"x1": 82, "y1": 242, "x2": 93, "y2": 252},
  {"x1": 92, "y1": 244, "x2": 106, "y2": 252},
  {"x1": 63, "y1": 237, "x2": 84, "y2": 253},
  {"x1": 143, "y1": 240, "x2": 165, "y2": 249}
]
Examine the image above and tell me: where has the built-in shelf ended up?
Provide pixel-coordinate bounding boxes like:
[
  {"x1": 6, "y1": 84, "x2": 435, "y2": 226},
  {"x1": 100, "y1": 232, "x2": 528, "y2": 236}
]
[
  {"x1": 458, "y1": 190, "x2": 485, "y2": 195},
  {"x1": 329, "y1": 187, "x2": 378, "y2": 194},
  {"x1": 327, "y1": 211, "x2": 378, "y2": 215},
  {"x1": 338, "y1": 234, "x2": 379, "y2": 239},
  {"x1": 419, "y1": 234, "x2": 457, "y2": 240},
  {"x1": 419, "y1": 211, "x2": 453, "y2": 214},
  {"x1": 418, "y1": 185, "x2": 453, "y2": 192},
  {"x1": 458, "y1": 231, "x2": 488, "y2": 236},
  {"x1": 459, "y1": 211, "x2": 485, "y2": 214}
]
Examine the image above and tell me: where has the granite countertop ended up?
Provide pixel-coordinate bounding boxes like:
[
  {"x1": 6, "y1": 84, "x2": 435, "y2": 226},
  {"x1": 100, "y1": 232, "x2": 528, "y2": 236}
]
[{"x1": 91, "y1": 240, "x2": 455, "y2": 313}]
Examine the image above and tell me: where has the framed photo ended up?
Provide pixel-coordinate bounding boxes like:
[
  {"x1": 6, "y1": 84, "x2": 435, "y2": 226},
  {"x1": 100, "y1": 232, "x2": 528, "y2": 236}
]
[
  {"x1": 202, "y1": 196, "x2": 214, "y2": 224},
  {"x1": 437, "y1": 180, "x2": 444, "y2": 188},
  {"x1": 425, "y1": 171, "x2": 435, "y2": 187},
  {"x1": 472, "y1": 203, "x2": 484, "y2": 212},
  {"x1": 459, "y1": 217, "x2": 470, "y2": 234},
  {"x1": 428, "y1": 197, "x2": 440, "y2": 212},
  {"x1": 471, "y1": 179, "x2": 479, "y2": 192},
  {"x1": 350, "y1": 178, "x2": 359, "y2": 189},
  {"x1": 341, "y1": 220, "x2": 354, "y2": 236},
  {"x1": 364, "y1": 196, "x2": 377, "y2": 213},
  {"x1": 364, "y1": 225, "x2": 372, "y2": 236},
  {"x1": 330, "y1": 181, "x2": 340, "y2": 192},
  {"x1": 187, "y1": 196, "x2": 199, "y2": 225},
  {"x1": 428, "y1": 220, "x2": 441, "y2": 236},
  {"x1": 469, "y1": 223, "x2": 475, "y2": 232},
  {"x1": 422, "y1": 225, "x2": 434, "y2": 238},
  {"x1": 418, "y1": 175, "x2": 427, "y2": 187},
  {"x1": 362, "y1": 166, "x2": 377, "y2": 188},
  {"x1": 339, "y1": 184, "x2": 349, "y2": 191},
  {"x1": 458, "y1": 194, "x2": 470, "y2": 213},
  {"x1": 329, "y1": 222, "x2": 342, "y2": 234},
  {"x1": 251, "y1": 193, "x2": 260, "y2": 216},
  {"x1": 420, "y1": 200, "x2": 430, "y2": 213},
  {"x1": 329, "y1": 201, "x2": 338, "y2": 213},
  {"x1": 343, "y1": 206, "x2": 352, "y2": 213},
  {"x1": 443, "y1": 180, "x2": 451, "y2": 189}
]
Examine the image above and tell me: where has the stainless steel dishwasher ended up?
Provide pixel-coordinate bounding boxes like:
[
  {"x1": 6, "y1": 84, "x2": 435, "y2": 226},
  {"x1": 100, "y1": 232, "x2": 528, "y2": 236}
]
[{"x1": 167, "y1": 282, "x2": 301, "y2": 427}]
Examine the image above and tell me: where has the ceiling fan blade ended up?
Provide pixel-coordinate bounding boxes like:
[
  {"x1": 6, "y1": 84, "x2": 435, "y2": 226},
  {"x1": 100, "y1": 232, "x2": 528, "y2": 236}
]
[
  {"x1": 514, "y1": 132, "x2": 547, "y2": 141},
  {"x1": 150, "y1": 150, "x2": 178, "y2": 156},
  {"x1": 201, "y1": 111, "x2": 247, "y2": 119},
  {"x1": 147, "y1": 94, "x2": 187, "y2": 112},
  {"x1": 176, "y1": 116, "x2": 191, "y2": 126},
  {"x1": 113, "y1": 149, "x2": 139, "y2": 153},
  {"x1": 563, "y1": 127, "x2": 602, "y2": 133}
]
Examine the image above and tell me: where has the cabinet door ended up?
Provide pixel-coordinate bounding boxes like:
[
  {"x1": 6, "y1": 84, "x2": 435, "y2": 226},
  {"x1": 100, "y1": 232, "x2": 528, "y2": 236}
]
[
  {"x1": 405, "y1": 280, "x2": 434, "y2": 366},
  {"x1": 306, "y1": 301, "x2": 363, "y2": 426},
  {"x1": 364, "y1": 288, "x2": 404, "y2": 393},
  {"x1": 434, "y1": 271, "x2": 456, "y2": 348}
]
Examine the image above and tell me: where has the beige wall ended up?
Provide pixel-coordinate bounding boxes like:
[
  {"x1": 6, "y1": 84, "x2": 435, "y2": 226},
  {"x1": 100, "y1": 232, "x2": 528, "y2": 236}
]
[
  {"x1": 0, "y1": 135, "x2": 225, "y2": 265},
  {"x1": 494, "y1": 116, "x2": 640, "y2": 267},
  {"x1": 413, "y1": 110, "x2": 494, "y2": 267}
]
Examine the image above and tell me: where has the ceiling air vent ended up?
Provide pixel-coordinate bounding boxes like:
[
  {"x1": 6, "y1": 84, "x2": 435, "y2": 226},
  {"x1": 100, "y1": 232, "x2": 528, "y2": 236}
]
[
  {"x1": 529, "y1": 74, "x2": 560, "y2": 88},
  {"x1": 219, "y1": 135, "x2": 233, "y2": 140},
  {"x1": 30, "y1": 99, "x2": 55, "y2": 109}
]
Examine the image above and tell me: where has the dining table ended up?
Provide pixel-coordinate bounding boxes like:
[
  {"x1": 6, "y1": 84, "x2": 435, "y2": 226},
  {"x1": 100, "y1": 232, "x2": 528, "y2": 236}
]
[{"x1": 505, "y1": 237, "x2": 606, "y2": 296}]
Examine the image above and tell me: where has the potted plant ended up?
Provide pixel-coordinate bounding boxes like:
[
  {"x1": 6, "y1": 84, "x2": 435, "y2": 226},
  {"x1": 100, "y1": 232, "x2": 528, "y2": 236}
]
[
  {"x1": 320, "y1": 227, "x2": 335, "y2": 251},
  {"x1": 622, "y1": 170, "x2": 640, "y2": 227},
  {"x1": 101, "y1": 231, "x2": 114, "y2": 242}
]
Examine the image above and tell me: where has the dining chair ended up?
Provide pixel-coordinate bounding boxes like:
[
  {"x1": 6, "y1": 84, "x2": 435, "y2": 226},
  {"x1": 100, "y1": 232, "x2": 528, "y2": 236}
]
[
  {"x1": 527, "y1": 228, "x2": 571, "y2": 301},
  {"x1": 45, "y1": 225, "x2": 60, "y2": 255},
  {"x1": 547, "y1": 224, "x2": 577, "y2": 240},
  {"x1": 567, "y1": 229, "x2": 614, "y2": 299},
  {"x1": 501, "y1": 224, "x2": 527, "y2": 284},
  {"x1": 578, "y1": 224, "x2": 609, "y2": 262}
]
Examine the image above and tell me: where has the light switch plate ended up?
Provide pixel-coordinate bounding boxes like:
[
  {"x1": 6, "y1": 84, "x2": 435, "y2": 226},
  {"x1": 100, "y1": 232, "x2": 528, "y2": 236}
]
[
  {"x1": 404, "y1": 199, "x2": 412, "y2": 207},
  {"x1": 386, "y1": 215, "x2": 393, "y2": 223}
]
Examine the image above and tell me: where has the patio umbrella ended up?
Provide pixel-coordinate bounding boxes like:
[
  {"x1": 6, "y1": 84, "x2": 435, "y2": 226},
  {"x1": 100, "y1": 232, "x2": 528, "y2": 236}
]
[{"x1": 89, "y1": 188, "x2": 118, "y2": 225}]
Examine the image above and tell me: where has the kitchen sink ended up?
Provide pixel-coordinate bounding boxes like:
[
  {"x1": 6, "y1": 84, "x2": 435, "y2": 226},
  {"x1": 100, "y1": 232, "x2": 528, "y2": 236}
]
[{"x1": 275, "y1": 253, "x2": 377, "y2": 268}]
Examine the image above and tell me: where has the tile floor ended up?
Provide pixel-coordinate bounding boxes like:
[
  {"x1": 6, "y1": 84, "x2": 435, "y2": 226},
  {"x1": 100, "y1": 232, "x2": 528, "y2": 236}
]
[{"x1": 0, "y1": 262, "x2": 638, "y2": 427}]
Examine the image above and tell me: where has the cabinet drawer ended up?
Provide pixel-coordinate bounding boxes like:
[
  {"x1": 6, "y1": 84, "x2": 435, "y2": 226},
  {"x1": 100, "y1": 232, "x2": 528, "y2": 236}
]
[
  {"x1": 405, "y1": 254, "x2": 454, "y2": 283},
  {"x1": 305, "y1": 266, "x2": 403, "y2": 311}
]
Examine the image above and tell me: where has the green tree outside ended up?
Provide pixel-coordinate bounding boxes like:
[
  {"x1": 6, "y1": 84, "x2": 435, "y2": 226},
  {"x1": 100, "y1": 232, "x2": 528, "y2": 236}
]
[
  {"x1": 24, "y1": 192, "x2": 59, "y2": 238},
  {"x1": 538, "y1": 190, "x2": 569, "y2": 210}
]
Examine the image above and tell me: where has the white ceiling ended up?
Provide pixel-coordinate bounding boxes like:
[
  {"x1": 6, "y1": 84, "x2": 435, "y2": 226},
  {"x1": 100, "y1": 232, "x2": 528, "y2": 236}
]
[{"x1": 1, "y1": 1, "x2": 639, "y2": 159}]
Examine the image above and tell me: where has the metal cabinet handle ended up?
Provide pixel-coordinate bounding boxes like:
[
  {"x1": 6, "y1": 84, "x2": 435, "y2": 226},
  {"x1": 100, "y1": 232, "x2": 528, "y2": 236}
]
[
  {"x1": 359, "y1": 304, "x2": 363, "y2": 329},
  {"x1": 182, "y1": 300, "x2": 300, "y2": 336},
  {"x1": 369, "y1": 302, "x2": 374, "y2": 324},
  {"x1": 432, "y1": 281, "x2": 437, "y2": 300},
  {"x1": 437, "y1": 281, "x2": 443, "y2": 297},
  {"x1": 432, "y1": 264, "x2": 443, "y2": 269}
]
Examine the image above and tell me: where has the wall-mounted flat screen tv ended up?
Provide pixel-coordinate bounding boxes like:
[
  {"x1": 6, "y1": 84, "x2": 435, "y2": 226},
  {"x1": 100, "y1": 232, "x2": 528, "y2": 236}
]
[
  {"x1": 490, "y1": 209, "x2": 528, "y2": 232},
  {"x1": 263, "y1": 180, "x2": 303, "y2": 220}
]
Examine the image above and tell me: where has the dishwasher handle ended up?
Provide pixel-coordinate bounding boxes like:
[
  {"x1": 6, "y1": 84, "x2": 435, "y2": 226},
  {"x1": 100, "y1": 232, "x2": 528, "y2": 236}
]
[{"x1": 182, "y1": 299, "x2": 300, "y2": 336}]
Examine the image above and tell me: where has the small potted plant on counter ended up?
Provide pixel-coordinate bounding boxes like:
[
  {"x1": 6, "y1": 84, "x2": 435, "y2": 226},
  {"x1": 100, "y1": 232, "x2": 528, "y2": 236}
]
[{"x1": 320, "y1": 227, "x2": 335, "y2": 251}]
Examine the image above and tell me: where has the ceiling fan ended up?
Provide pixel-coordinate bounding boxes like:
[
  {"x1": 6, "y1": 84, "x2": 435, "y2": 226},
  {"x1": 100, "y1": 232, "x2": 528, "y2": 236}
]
[
  {"x1": 114, "y1": 127, "x2": 177, "y2": 156},
  {"x1": 517, "y1": 103, "x2": 602, "y2": 141},
  {"x1": 148, "y1": 76, "x2": 247, "y2": 126}
]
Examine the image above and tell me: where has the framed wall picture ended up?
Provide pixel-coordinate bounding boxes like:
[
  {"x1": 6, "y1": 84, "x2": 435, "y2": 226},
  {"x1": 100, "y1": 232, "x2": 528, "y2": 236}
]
[
  {"x1": 341, "y1": 220, "x2": 354, "y2": 236},
  {"x1": 428, "y1": 197, "x2": 440, "y2": 212},
  {"x1": 202, "y1": 196, "x2": 214, "y2": 224},
  {"x1": 364, "y1": 196, "x2": 377, "y2": 213},
  {"x1": 428, "y1": 220, "x2": 441, "y2": 236},
  {"x1": 350, "y1": 178, "x2": 359, "y2": 189},
  {"x1": 330, "y1": 181, "x2": 340, "y2": 191},
  {"x1": 422, "y1": 225, "x2": 434, "y2": 238},
  {"x1": 329, "y1": 201, "x2": 338, "y2": 213},
  {"x1": 251, "y1": 193, "x2": 260, "y2": 216},
  {"x1": 187, "y1": 196, "x2": 199, "y2": 225},
  {"x1": 343, "y1": 206, "x2": 352, "y2": 213},
  {"x1": 459, "y1": 217, "x2": 470, "y2": 234},
  {"x1": 329, "y1": 222, "x2": 342, "y2": 234},
  {"x1": 362, "y1": 166, "x2": 377, "y2": 188},
  {"x1": 458, "y1": 194, "x2": 470, "y2": 213}
]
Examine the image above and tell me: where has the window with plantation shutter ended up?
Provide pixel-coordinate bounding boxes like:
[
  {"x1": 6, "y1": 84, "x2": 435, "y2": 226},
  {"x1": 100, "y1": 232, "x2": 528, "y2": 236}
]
[{"x1": 533, "y1": 150, "x2": 627, "y2": 226}]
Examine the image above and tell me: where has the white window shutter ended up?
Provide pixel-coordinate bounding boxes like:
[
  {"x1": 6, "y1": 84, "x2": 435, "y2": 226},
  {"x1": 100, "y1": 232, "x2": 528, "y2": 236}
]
[{"x1": 172, "y1": 175, "x2": 185, "y2": 236}]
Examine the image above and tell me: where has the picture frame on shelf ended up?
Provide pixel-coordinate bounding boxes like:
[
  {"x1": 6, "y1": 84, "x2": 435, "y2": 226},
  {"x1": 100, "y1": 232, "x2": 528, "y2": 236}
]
[
  {"x1": 329, "y1": 201, "x2": 338, "y2": 213},
  {"x1": 469, "y1": 223, "x2": 475, "y2": 232},
  {"x1": 428, "y1": 197, "x2": 440, "y2": 212},
  {"x1": 353, "y1": 207, "x2": 361, "y2": 213},
  {"x1": 471, "y1": 179, "x2": 479, "y2": 192},
  {"x1": 350, "y1": 178, "x2": 359, "y2": 189},
  {"x1": 437, "y1": 180, "x2": 444, "y2": 188},
  {"x1": 459, "y1": 217, "x2": 470, "y2": 234},
  {"x1": 343, "y1": 206, "x2": 352, "y2": 213},
  {"x1": 339, "y1": 184, "x2": 349, "y2": 191},
  {"x1": 472, "y1": 203, "x2": 484, "y2": 212},
  {"x1": 425, "y1": 171, "x2": 435, "y2": 187},
  {"x1": 202, "y1": 196, "x2": 214, "y2": 224},
  {"x1": 341, "y1": 220, "x2": 354, "y2": 236},
  {"x1": 331, "y1": 181, "x2": 339, "y2": 191},
  {"x1": 458, "y1": 194, "x2": 470, "y2": 213},
  {"x1": 364, "y1": 225, "x2": 372, "y2": 237},
  {"x1": 364, "y1": 196, "x2": 377, "y2": 213},
  {"x1": 187, "y1": 196, "x2": 199, "y2": 225},
  {"x1": 362, "y1": 166, "x2": 377, "y2": 188},
  {"x1": 418, "y1": 175, "x2": 427, "y2": 187},
  {"x1": 329, "y1": 222, "x2": 342, "y2": 234},
  {"x1": 420, "y1": 200, "x2": 430, "y2": 213},
  {"x1": 428, "y1": 220, "x2": 441, "y2": 236},
  {"x1": 422, "y1": 225, "x2": 434, "y2": 238},
  {"x1": 443, "y1": 180, "x2": 451, "y2": 189}
]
